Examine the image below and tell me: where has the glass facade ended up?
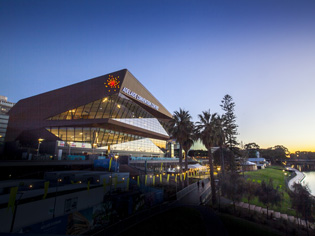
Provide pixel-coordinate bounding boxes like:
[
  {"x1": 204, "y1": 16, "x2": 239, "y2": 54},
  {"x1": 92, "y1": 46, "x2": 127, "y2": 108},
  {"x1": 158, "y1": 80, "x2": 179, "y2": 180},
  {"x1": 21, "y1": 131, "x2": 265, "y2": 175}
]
[
  {"x1": 46, "y1": 93, "x2": 169, "y2": 156},
  {"x1": 49, "y1": 93, "x2": 154, "y2": 120},
  {"x1": 105, "y1": 138, "x2": 164, "y2": 155}
]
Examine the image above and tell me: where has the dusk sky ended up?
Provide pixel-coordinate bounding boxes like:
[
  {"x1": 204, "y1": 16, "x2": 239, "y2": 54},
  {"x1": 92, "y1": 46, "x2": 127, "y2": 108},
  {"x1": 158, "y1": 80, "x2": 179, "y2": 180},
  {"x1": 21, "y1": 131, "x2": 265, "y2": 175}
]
[{"x1": 1, "y1": 0, "x2": 315, "y2": 153}]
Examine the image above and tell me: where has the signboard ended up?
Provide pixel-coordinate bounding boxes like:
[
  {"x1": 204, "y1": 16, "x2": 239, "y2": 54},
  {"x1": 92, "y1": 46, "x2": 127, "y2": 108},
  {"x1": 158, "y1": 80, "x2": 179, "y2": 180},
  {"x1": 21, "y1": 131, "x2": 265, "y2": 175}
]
[
  {"x1": 57, "y1": 141, "x2": 91, "y2": 148},
  {"x1": 121, "y1": 87, "x2": 159, "y2": 110},
  {"x1": 64, "y1": 197, "x2": 78, "y2": 214}
]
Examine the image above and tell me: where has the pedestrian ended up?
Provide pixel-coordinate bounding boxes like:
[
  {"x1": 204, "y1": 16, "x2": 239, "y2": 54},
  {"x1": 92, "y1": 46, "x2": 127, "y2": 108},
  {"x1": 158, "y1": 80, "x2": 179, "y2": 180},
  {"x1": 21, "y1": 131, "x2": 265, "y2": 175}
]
[
  {"x1": 202, "y1": 181, "x2": 204, "y2": 188},
  {"x1": 197, "y1": 181, "x2": 200, "y2": 188}
]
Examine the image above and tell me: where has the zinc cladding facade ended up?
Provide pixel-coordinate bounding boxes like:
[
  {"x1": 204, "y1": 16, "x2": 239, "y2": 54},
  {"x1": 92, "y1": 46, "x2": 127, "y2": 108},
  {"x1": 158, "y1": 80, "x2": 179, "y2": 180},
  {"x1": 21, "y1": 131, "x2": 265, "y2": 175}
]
[{"x1": 4, "y1": 69, "x2": 173, "y2": 159}]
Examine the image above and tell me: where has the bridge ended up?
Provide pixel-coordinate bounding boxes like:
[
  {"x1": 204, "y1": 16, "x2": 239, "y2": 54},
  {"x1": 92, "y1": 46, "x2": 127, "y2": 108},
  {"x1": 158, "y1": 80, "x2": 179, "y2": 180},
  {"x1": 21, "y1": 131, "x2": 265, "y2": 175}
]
[
  {"x1": 286, "y1": 159, "x2": 315, "y2": 164},
  {"x1": 286, "y1": 159, "x2": 315, "y2": 171}
]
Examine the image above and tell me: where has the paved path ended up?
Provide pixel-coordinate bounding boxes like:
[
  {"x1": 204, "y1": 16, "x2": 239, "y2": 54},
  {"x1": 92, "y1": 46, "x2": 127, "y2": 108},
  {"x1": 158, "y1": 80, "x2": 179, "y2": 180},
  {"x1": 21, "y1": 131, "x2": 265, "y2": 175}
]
[
  {"x1": 234, "y1": 201, "x2": 313, "y2": 229},
  {"x1": 287, "y1": 167, "x2": 305, "y2": 191},
  {"x1": 176, "y1": 179, "x2": 211, "y2": 205}
]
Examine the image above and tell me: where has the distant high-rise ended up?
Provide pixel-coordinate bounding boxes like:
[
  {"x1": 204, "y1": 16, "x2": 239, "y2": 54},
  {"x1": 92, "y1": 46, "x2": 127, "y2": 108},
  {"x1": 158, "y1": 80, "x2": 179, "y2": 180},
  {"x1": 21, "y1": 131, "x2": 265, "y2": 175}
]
[{"x1": 0, "y1": 96, "x2": 15, "y2": 155}]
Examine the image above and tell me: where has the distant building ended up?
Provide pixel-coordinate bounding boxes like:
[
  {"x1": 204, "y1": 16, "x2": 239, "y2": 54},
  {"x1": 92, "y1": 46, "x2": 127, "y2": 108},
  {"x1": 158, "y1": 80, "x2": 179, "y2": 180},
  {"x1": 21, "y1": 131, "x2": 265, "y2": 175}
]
[
  {"x1": 248, "y1": 157, "x2": 269, "y2": 169},
  {"x1": 241, "y1": 161, "x2": 257, "y2": 171},
  {"x1": 0, "y1": 96, "x2": 15, "y2": 156},
  {"x1": 0, "y1": 96, "x2": 15, "y2": 115}
]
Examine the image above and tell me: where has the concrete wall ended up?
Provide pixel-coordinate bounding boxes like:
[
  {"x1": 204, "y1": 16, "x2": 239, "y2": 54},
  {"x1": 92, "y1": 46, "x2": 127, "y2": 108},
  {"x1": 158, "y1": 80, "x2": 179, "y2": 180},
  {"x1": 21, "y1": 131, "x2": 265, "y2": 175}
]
[
  {"x1": 0, "y1": 172, "x2": 130, "y2": 233},
  {"x1": 0, "y1": 186, "x2": 105, "y2": 233}
]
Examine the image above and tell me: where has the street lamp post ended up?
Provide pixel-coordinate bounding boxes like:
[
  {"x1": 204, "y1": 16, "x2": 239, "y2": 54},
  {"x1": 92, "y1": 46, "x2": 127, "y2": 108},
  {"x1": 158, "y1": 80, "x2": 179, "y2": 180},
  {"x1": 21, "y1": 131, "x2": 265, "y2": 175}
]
[
  {"x1": 284, "y1": 172, "x2": 287, "y2": 189},
  {"x1": 115, "y1": 155, "x2": 119, "y2": 172},
  {"x1": 37, "y1": 138, "x2": 44, "y2": 156},
  {"x1": 217, "y1": 166, "x2": 221, "y2": 210},
  {"x1": 176, "y1": 165, "x2": 180, "y2": 192}
]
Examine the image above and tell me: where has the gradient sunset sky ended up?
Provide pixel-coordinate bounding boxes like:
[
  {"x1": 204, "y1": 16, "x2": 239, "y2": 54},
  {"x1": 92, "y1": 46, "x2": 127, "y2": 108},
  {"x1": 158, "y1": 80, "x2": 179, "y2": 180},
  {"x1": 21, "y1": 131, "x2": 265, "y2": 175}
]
[{"x1": 1, "y1": 0, "x2": 315, "y2": 153}]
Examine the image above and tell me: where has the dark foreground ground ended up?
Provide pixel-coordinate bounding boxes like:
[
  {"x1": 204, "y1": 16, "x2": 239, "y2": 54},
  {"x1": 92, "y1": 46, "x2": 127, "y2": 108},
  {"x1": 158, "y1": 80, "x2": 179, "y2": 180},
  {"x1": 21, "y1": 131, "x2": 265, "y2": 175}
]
[{"x1": 117, "y1": 206, "x2": 283, "y2": 236}]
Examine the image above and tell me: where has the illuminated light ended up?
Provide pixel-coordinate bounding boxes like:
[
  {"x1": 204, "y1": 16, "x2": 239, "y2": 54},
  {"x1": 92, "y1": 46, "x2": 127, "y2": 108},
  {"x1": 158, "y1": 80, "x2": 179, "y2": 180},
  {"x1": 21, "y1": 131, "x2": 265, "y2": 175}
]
[
  {"x1": 38, "y1": 138, "x2": 44, "y2": 143},
  {"x1": 29, "y1": 185, "x2": 33, "y2": 188},
  {"x1": 97, "y1": 179, "x2": 100, "y2": 182},
  {"x1": 105, "y1": 75, "x2": 120, "y2": 92},
  {"x1": 58, "y1": 178, "x2": 62, "y2": 182},
  {"x1": 156, "y1": 175, "x2": 159, "y2": 177},
  {"x1": 132, "y1": 177, "x2": 135, "y2": 179},
  {"x1": 103, "y1": 98, "x2": 108, "y2": 102},
  {"x1": 122, "y1": 178, "x2": 125, "y2": 180},
  {"x1": 117, "y1": 104, "x2": 121, "y2": 108},
  {"x1": 80, "y1": 133, "x2": 83, "y2": 135},
  {"x1": 78, "y1": 181, "x2": 82, "y2": 184}
]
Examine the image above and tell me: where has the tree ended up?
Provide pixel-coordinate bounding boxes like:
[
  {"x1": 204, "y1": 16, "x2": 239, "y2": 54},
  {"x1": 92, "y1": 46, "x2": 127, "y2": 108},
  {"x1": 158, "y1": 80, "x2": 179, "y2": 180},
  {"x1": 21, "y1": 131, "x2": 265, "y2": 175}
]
[
  {"x1": 272, "y1": 145, "x2": 290, "y2": 164},
  {"x1": 220, "y1": 94, "x2": 239, "y2": 148},
  {"x1": 256, "y1": 179, "x2": 282, "y2": 219},
  {"x1": 183, "y1": 135, "x2": 195, "y2": 186},
  {"x1": 259, "y1": 145, "x2": 290, "y2": 165},
  {"x1": 221, "y1": 172, "x2": 245, "y2": 213},
  {"x1": 213, "y1": 148, "x2": 237, "y2": 172},
  {"x1": 213, "y1": 115, "x2": 226, "y2": 175},
  {"x1": 244, "y1": 142, "x2": 260, "y2": 159},
  {"x1": 289, "y1": 183, "x2": 313, "y2": 230},
  {"x1": 243, "y1": 180, "x2": 259, "y2": 214},
  {"x1": 168, "y1": 108, "x2": 194, "y2": 177},
  {"x1": 183, "y1": 137, "x2": 194, "y2": 170},
  {"x1": 244, "y1": 142, "x2": 260, "y2": 150},
  {"x1": 195, "y1": 110, "x2": 218, "y2": 205}
]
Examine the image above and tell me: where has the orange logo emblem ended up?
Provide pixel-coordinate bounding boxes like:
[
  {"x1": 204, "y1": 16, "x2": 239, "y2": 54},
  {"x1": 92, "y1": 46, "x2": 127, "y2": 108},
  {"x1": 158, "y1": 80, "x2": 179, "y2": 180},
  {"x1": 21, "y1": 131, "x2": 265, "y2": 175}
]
[{"x1": 105, "y1": 75, "x2": 120, "y2": 92}]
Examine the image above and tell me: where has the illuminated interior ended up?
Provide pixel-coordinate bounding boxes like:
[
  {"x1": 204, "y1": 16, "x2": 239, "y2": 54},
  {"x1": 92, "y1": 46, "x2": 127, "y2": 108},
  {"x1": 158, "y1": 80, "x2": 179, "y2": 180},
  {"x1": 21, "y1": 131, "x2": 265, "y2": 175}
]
[{"x1": 46, "y1": 94, "x2": 168, "y2": 155}]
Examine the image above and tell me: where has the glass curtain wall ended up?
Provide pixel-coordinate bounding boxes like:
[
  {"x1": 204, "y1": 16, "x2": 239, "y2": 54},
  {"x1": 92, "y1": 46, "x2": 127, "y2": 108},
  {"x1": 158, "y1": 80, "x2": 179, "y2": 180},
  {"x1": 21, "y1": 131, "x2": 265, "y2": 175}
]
[
  {"x1": 47, "y1": 93, "x2": 168, "y2": 136},
  {"x1": 47, "y1": 127, "x2": 166, "y2": 155},
  {"x1": 46, "y1": 93, "x2": 169, "y2": 155}
]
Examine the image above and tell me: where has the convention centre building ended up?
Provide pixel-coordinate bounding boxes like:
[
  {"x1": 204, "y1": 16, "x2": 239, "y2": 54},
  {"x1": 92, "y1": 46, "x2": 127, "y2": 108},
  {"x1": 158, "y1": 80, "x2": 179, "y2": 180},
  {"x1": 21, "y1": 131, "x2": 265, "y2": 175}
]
[{"x1": 4, "y1": 69, "x2": 173, "y2": 159}]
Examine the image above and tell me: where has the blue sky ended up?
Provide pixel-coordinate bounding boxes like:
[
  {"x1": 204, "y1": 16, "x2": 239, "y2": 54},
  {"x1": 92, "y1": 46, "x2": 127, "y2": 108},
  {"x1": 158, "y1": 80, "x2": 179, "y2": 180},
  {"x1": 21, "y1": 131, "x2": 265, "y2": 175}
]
[{"x1": 1, "y1": 0, "x2": 315, "y2": 152}]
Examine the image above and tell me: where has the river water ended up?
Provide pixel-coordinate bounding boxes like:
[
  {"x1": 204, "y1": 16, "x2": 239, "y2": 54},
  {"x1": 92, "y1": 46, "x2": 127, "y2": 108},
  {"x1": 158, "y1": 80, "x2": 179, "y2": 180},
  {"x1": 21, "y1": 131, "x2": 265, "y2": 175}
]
[{"x1": 301, "y1": 171, "x2": 315, "y2": 196}]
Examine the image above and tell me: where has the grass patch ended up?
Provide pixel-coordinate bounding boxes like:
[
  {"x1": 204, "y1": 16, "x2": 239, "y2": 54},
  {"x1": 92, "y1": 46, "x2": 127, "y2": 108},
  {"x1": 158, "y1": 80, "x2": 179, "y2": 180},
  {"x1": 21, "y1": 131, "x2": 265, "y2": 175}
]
[
  {"x1": 243, "y1": 166, "x2": 296, "y2": 216},
  {"x1": 119, "y1": 207, "x2": 206, "y2": 236}
]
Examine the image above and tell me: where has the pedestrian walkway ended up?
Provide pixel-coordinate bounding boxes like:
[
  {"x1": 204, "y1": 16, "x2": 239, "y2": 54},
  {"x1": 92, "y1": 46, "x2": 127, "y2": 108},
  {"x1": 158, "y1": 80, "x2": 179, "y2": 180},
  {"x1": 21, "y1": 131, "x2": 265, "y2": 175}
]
[{"x1": 287, "y1": 167, "x2": 305, "y2": 191}]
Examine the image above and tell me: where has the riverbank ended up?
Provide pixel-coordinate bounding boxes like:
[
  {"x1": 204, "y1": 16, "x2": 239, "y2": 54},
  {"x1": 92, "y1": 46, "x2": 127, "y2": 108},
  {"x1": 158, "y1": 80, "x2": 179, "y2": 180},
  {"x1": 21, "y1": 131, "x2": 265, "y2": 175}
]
[{"x1": 286, "y1": 167, "x2": 305, "y2": 191}]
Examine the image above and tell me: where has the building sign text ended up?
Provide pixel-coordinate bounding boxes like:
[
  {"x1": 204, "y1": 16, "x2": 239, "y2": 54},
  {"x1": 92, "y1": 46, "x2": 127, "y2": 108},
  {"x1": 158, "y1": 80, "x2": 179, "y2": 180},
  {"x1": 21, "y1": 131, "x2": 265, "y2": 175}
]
[{"x1": 122, "y1": 87, "x2": 159, "y2": 110}]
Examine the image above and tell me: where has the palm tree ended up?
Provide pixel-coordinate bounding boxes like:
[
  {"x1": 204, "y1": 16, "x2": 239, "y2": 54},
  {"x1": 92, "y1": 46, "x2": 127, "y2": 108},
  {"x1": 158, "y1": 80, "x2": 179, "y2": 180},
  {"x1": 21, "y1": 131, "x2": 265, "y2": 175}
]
[
  {"x1": 183, "y1": 135, "x2": 195, "y2": 186},
  {"x1": 195, "y1": 110, "x2": 218, "y2": 205},
  {"x1": 168, "y1": 108, "x2": 194, "y2": 177},
  {"x1": 183, "y1": 137, "x2": 194, "y2": 170}
]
